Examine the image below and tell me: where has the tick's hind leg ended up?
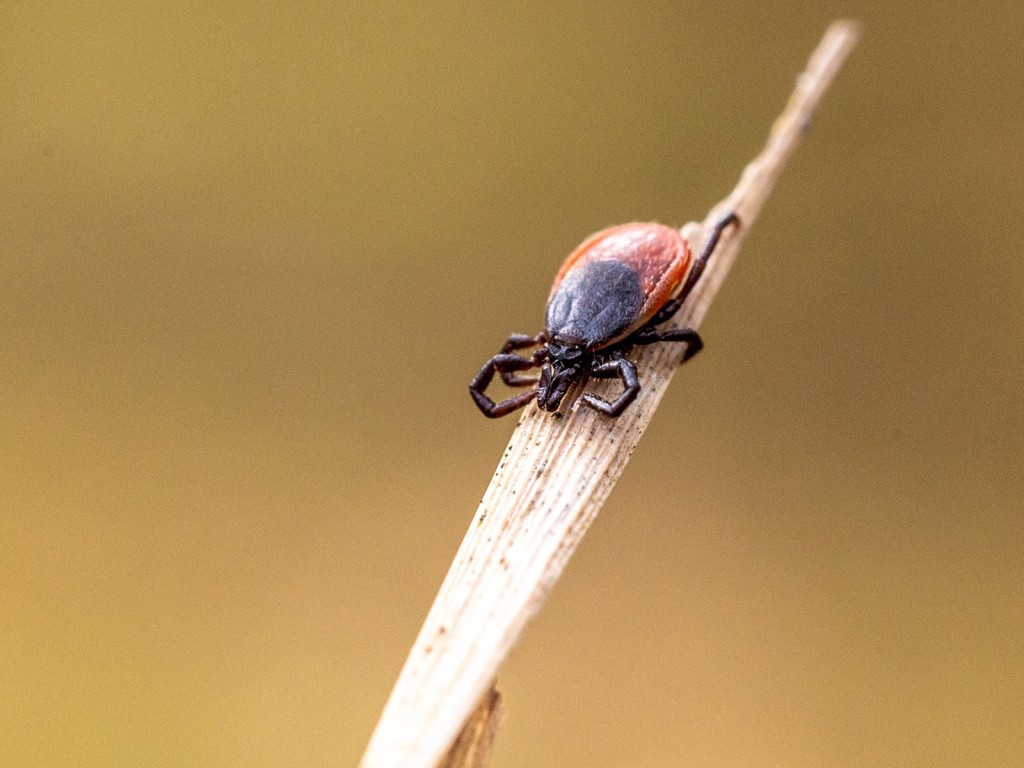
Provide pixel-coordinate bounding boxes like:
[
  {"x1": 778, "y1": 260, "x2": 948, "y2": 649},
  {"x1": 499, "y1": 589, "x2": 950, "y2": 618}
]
[
  {"x1": 647, "y1": 211, "x2": 741, "y2": 327},
  {"x1": 579, "y1": 357, "x2": 640, "y2": 417},
  {"x1": 470, "y1": 353, "x2": 540, "y2": 418},
  {"x1": 631, "y1": 326, "x2": 703, "y2": 362}
]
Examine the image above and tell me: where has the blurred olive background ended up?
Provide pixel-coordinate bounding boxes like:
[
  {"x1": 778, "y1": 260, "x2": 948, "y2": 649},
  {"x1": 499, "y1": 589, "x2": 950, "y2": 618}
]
[{"x1": 2, "y1": 2, "x2": 1022, "y2": 767}]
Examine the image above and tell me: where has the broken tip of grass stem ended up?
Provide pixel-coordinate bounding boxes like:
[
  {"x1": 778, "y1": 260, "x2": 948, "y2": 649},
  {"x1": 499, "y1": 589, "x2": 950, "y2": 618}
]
[{"x1": 438, "y1": 686, "x2": 504, "y2": 768}]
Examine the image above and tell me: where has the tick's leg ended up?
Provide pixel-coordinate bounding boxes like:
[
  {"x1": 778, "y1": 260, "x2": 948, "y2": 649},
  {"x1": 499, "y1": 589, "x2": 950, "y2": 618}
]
[
  {"x1": 499, "y1": 332, "x2": 546, "y2": 386},
  {"x1": 648, "y1": 211, "x2": 741, "y2": 327},
  {"x1": 579, "y1": 357, "x2": 640, "y2": 417},
  {"x1": 631, "y1": 326, "x2": 704, "y2": 362},
  {"x1": 500, "y1": 333, "x2": 545, "y2": 353},
  {"x1": 470, "y1": 353, "x2": 539, "y2": 417}
]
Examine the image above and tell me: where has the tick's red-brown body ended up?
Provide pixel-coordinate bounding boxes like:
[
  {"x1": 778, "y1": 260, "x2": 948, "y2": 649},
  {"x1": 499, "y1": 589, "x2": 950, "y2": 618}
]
[
  {"x1": 546, "y1": 223, "x2": 692, "y2": 349},
  {"x1": 470, "y1": 213, "x2": 739, "y2": 419}
]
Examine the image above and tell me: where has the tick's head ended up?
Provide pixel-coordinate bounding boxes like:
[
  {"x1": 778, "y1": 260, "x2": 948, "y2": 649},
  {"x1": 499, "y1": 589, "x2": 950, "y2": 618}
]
[{"x1": 536, "y1": 343, "x2": 589, "y2": 413}]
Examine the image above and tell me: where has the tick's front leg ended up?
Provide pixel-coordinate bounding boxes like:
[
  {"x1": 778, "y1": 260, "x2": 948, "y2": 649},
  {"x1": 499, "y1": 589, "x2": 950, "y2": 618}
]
[
  {"x1": 499, "y1": 332, "x2": 546, "y2": 386},
  {"x1": 469, "y1": 353, "x2": 540, "y2": 418},
  {"x1": 578, "y1": 357, "x2": 640, "y2": 417}
]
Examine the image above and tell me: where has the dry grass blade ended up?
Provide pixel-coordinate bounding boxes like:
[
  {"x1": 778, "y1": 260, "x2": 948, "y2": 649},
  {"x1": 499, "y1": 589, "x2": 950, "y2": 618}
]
[{"x1": 361, "y1": 20, "x2": 860, "y2": 768}]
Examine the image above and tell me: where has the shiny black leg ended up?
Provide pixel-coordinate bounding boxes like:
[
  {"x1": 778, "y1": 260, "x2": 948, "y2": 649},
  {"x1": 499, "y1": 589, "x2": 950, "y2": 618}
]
[
  {"x1": 631, "y1": 326, "x2": 704, "y2": 362},
  {"x1": 647, "y1": 211, "x2": 740, "y2": 326},
  {"x1": 499, "y1": 332, "x2": 546, "y2": 386},
  {"x1": 469, "y1": 353, "x2": 539, "y2": 418},
  {"x1": 579, "y1": 357, "x2": 640, "y2": 417}
]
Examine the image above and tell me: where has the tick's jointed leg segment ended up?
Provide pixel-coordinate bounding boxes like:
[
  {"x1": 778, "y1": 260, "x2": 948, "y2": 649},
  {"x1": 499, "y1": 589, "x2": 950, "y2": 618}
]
[
  {"x1": 470, "y1": 352, "x2": 540, "y2": 418},
  {"x1": 499, "y1": 333, "x2": 546, "y2": 386},
  {"x1": 648, "y1": 211, "x2": 740, "y2": 327},
  {"x1": 631, "y1": 326, "x2": 704, "y2": 362},
  {"x1": 579, "y1": 357, "x2": 640, "y2": 417},
  {"x1": 500, "y1": 333, "x2": 545, "y2": 353}
]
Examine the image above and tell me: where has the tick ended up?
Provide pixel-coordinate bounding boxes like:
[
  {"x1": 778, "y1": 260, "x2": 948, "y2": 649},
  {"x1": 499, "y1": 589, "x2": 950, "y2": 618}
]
[{"x1": 469, "y1": 212, "x2": 740, "y2": 418}]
